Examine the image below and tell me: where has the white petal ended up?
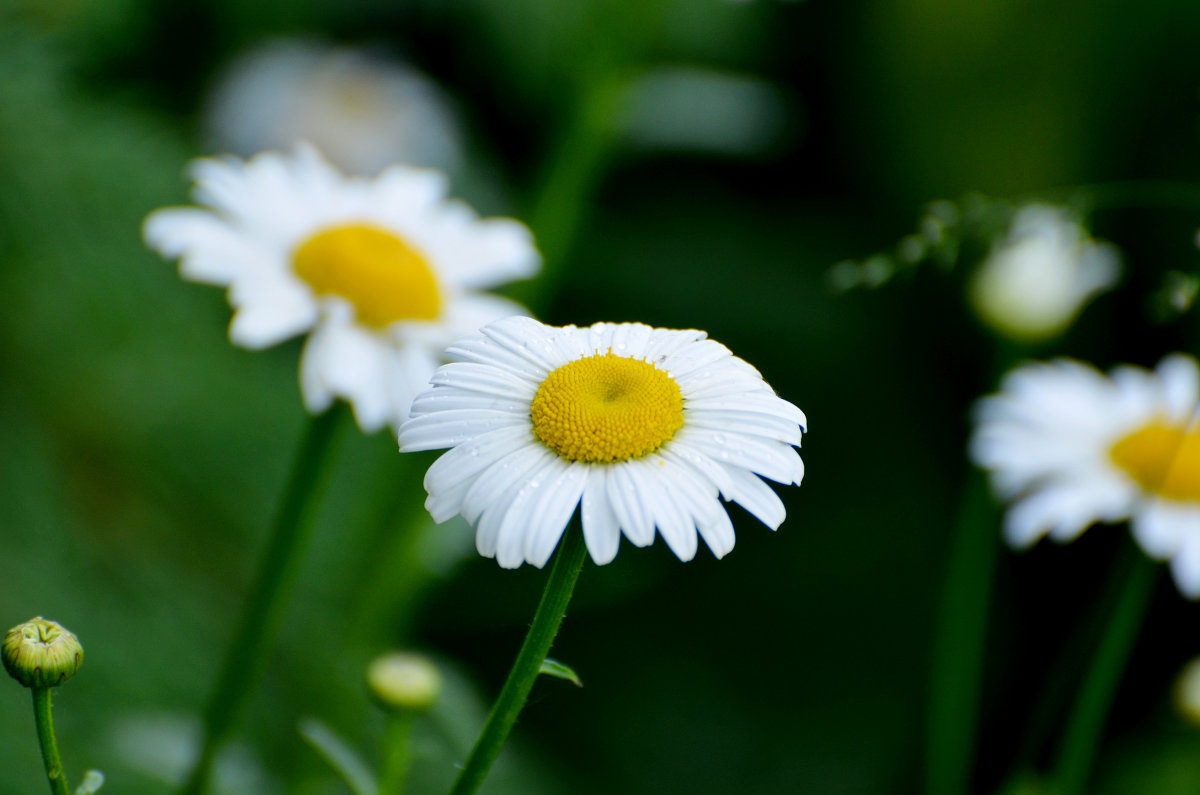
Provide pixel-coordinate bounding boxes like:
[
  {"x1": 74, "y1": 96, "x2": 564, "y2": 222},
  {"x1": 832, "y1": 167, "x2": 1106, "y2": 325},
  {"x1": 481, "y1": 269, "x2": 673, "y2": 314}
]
[
  {"x1": 430, "y1": 362, "x2": 539, "y2": 401},
  {"x1": 410, "y1": 388, "x2": 529, "y2": 417},
  {"x1": 580, "y1": 468, "x2": 622, "y2": 565},
  {"x1": 697, "y1": 507, "x2": 736, "y2": 559},
  {"x1": 1157, "y1": 355, "x2": 1200, "y2": 422},
  {"x1": 1131, "y1": 500, "x2": 1193, "y2": 559},
  {"x1": 461, "y1": 442, "x2": 554, "y2": 525},
  {"x1": 684, "y1": 407, "x2": 803, "y2": 445},
  {"x1": 607, "y1": 464, "x2": 655, "y2": 547},
  {"x1": 634, "y1": 460, "x2": 698, "y2": 562},
  {"x1": 398, "y1": 409, "x2": 526, "y2": 450},
  {"x1": 520, "y1": 462, "x2": 589, "y2": 567},
  {"x1": 444, "y1": 333, "x2": 550, "y2": 382},
  {"x1": 421, "y1": 426, "x2": 536, "y2": 495},
  {"x1": 678, "y1": 427, "x2": 804, "y2": 485},
  {"x1": 720, "y1": 465, "x2": 787, "y2": 530},
  {"x1": 492, "y1": 456, "x2": 571, "y2": 568},
  {"x1": 1170, "y1": 537, "x2": 1200, "y2": 599},
  {"x1": 479, "y1": 316, "x2": 564, "y2": 372},
  {"x1": 229, "y1": 291, "x2": 317, "y2": 349}
]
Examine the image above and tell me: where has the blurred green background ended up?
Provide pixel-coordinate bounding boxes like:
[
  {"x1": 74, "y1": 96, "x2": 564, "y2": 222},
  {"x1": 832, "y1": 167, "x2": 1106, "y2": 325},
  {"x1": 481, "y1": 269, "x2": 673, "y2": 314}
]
[{"x1": 4, "y1": 0, "x2": 1200, "y2": 793}]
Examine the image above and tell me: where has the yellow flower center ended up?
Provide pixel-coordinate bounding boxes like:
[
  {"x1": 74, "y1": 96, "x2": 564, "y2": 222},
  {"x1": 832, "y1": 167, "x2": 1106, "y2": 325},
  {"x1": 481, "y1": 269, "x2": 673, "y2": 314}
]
[
  {"x1": 292, "y1": 224, "x2": 440, "y2": 328},
  {"x1": 1110, "y1": 420, "x2": 1200, "y2": 502},
  {"x1": 530, "y1": 352, "x2": 685, "y2": 464}
]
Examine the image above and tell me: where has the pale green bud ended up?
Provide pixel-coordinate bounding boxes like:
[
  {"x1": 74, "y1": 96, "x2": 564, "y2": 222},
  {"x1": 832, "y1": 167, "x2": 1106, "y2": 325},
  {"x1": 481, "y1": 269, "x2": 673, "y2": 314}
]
[
  {"x1": 3, "y1": 617, "x2": 83, "y2": 689},
  {"x1": 366, "y1": 652, "x2": 441, "y2": 712}
]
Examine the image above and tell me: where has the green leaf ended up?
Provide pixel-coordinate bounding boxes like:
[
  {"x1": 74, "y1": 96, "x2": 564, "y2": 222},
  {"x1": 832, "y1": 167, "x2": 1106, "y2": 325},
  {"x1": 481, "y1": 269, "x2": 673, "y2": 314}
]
[
  {"x1": 298, "y1": 717, "x2": 378, "y2": 795},
  {"x1": 74, "y1": 770, "x2": 104, "y2": 794},
  {"x1": 539, "y1": 658, "x2": 583, "y2": 687}
]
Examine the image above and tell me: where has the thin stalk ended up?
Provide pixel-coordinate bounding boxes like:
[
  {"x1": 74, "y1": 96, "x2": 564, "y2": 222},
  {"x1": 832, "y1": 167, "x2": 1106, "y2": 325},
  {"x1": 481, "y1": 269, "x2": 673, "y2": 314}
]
[
  {"x1": 182, "y1": 405, "x2": 347, "y2": 794},
  {"x1": 449, "y1": 524, "x2": 589, "y2": 795},
  {"x1": 925, "y1": 470, "x2": 998, "y2": 795},
  {"x1": 32, "y1": 687, "x2": 70, "y2": 795},
  {"x1": 378, "y1": 712, "x2": 417, "y2": 795},
  {"x1": 1051, "y1": 550, "x2": 1157, "y2": 795}
]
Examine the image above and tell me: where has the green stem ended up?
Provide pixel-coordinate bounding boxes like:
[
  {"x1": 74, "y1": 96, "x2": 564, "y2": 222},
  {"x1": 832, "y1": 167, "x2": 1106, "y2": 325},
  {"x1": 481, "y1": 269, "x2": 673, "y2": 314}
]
[
  {"x1": 378, "y1": 712, "x2": 416, "y2": 795},
  {"x1": 182, "y1": 405, "x2": 346, "y2": 795},
  {"x1": 1052, "y1": 549, "x2": 1158, "y2": 795},
  {"x1": 449, "y1": 523, "x2": 589, "y2": 795},
  {"x1": 32, "y1": 687, "x2": 70, "y2": 795},
  {"x1": 925, "y1": 470, "x2": 998, "y2": 795}
]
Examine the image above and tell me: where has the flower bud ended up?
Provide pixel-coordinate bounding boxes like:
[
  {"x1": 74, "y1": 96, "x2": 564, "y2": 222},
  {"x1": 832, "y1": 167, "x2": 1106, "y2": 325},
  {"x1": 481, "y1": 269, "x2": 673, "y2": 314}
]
[
  {"x1": 968, "y1": 205, "x2": 1120, "y2": 343},
  {"x1": 366, "y1": 652, "x2": 441, "y2": 713},
  {"x1": 3, "y1": 617, "x2": 83, "y2": 689}
]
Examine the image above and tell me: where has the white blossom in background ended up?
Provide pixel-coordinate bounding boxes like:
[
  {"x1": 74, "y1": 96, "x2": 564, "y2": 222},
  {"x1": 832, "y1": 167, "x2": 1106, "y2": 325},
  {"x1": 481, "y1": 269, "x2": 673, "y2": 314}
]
[
  {"x1": 968, "y1": 205, "x2": 1120, "y2": 343},
  {"x1": 204, "y1": 39, "x2": 462, "y2": 177},
  {"x1": 971, "y1": 354, "x2": 1200, "y2": 598},
  {"x1": 145, "y1": 144, "x2": 539, "y2": 433}
]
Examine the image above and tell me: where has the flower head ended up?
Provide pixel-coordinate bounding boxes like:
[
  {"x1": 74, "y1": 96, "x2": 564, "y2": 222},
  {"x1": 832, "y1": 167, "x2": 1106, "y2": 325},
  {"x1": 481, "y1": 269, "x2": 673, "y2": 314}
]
[
  {"x1": 144, "y1": 144, "x2": 539, "y2": 432},
  {"x1": 3, "y1": 617, "x2": 83, "y2": 689},
  {"x1": 204, "y1": 39, "x2": 462, "y2": 177},
  {"x1": 398, "y1": 317, "x2": 806, "y2": 568},
  {"x1": 968, "y1": 205, "x2": 1119, "y2": 343},
  {"x1": 971, "y1": 354, "x2": 1200, "y2": 596}
]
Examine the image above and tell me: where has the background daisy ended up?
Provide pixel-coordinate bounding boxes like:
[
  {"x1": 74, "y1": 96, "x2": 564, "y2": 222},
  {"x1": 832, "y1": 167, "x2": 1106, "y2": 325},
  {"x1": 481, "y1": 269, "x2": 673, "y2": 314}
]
[
  {"x1": 145, "y1": 143, "x2": 539, "y2": 432},
  {"x1": 971, "y1": 354, "x2": 1200, "y2": 595},
  {"x1": 399, "y1": 316, "x2": 806, "y2": 568}
]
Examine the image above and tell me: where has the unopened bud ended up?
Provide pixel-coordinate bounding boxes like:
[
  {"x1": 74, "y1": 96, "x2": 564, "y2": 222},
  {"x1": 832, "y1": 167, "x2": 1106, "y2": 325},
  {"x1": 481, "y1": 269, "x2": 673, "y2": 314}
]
[
  {"x1": 366, "y1": 652, "x2": 441, "y2": 712},
  {"x1": 3, "y1": 617, "x2": 83, "y2": 689}
]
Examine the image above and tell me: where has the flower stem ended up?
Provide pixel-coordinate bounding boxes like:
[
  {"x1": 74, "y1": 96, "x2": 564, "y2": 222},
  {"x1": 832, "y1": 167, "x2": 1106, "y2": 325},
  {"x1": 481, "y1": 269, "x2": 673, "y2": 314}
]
[
  {"x1": 182, "y1": 405, "x2": 346, "y2": 795},
  {"x1": 1051, "y1": 549, "x2": 1157, "y2": 795},
  {"x1": 32, "y1": 687, "x2": 70, "y2": 795},
  {"x1": 925, "y1": 470, "x2": 998, "y2": 795},
  {"x1": 449, "y1": 523, "x2": 589, "y2": 795},
  {"x1": 378, "y1": 712, "x2": 416, "y2": 795}
]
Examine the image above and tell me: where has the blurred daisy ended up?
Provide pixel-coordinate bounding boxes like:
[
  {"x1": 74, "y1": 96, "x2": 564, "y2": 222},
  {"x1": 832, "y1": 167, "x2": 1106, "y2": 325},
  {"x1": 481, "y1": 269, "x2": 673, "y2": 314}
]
[
  {"x1": 145, "y1": 144, "x2": 539, "y2": 432},
  {"x1": 398, "y1": 317, "x2": 806, "y2": 568},
  {"x1": 204, "y1": 39, "x2": 462, "y2": 177},
  {"x1": 971, "y1": 354, "x2": 1200, "y2": 596},
  {"x1": 968, "y1": 205, "x2": 1119, "y2": 343}
]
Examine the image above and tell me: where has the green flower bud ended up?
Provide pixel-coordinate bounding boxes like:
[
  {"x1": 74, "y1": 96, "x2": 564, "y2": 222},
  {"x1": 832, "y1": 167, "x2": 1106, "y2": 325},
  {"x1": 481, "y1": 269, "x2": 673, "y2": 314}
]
[
  {"x1": 366, "y1": 652, "x2": 441, "y2": 713},
  {"x1": 3, "y1": 617, "x2": 83, "y2": 689}
]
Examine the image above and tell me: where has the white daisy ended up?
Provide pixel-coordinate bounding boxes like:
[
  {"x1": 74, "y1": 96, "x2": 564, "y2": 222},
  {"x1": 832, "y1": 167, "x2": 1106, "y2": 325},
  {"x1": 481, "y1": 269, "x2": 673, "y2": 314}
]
[
  {"x1": 970, "y1": 354, "x2": 1200, "y2": 596},
  {"x1": 397, "y1": 317, "x2": 807, "y2": 569},
  {"x1": 144, "y1": 143, "x2": 539, "y2": 432},
  {"x1": 968, "y1": 204, "x2": 1120, "y2": 343},
  {"x1": 203, "y1": 39, "x2": 463, "y2": 177}
]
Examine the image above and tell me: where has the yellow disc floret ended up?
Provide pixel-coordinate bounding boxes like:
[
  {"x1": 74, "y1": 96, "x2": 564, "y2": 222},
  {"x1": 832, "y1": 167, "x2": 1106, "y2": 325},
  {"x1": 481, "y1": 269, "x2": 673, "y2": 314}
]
[
  {"x1": 1110, "y1": 420, "x2": 1200, "y2": 503},
  {"x1": 531, "y1": 352, "x2": 684, "y2": 464},
  {"x1": 292, "y1": 224, "x2": 440, "y2": 328}
]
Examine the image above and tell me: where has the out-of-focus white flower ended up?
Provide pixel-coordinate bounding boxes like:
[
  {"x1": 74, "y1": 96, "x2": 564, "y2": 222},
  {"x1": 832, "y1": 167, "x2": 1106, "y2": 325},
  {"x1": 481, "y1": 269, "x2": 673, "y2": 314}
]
[
  {"x1": 398, "y1": 317, "x2": 806, "y2": 569},
  {"x1": 968, "y1": 205, "x2": 1120, "y2": 343},
  {"x1": 204, "y1": 39, "x2": 462, "y2": 177},
  {"x1": 971, "y1": 354, "x2": 1200, "y2": 597},
  {"x1": 144, "y1": 144, "x2": 539, "y2": 433}
]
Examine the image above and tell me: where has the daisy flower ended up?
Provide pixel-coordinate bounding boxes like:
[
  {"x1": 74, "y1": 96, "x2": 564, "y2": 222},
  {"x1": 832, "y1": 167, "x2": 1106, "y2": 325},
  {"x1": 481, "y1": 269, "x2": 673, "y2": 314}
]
[
  {"x1": 970, "y1": 354, "x2": 1200, "y2": 596},
  {"x1": 968, "y1": 204, "x2": 1119, "y2": 343},
  {"x1": 203, "y1": 39, "x2": 462, "y2": 176},
  {"x1": 144, "y1": 144, "x2": 539, "y2": 432},
  {"x1": 397, "y1": 316, "x2": 807, "y2": 568}
]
